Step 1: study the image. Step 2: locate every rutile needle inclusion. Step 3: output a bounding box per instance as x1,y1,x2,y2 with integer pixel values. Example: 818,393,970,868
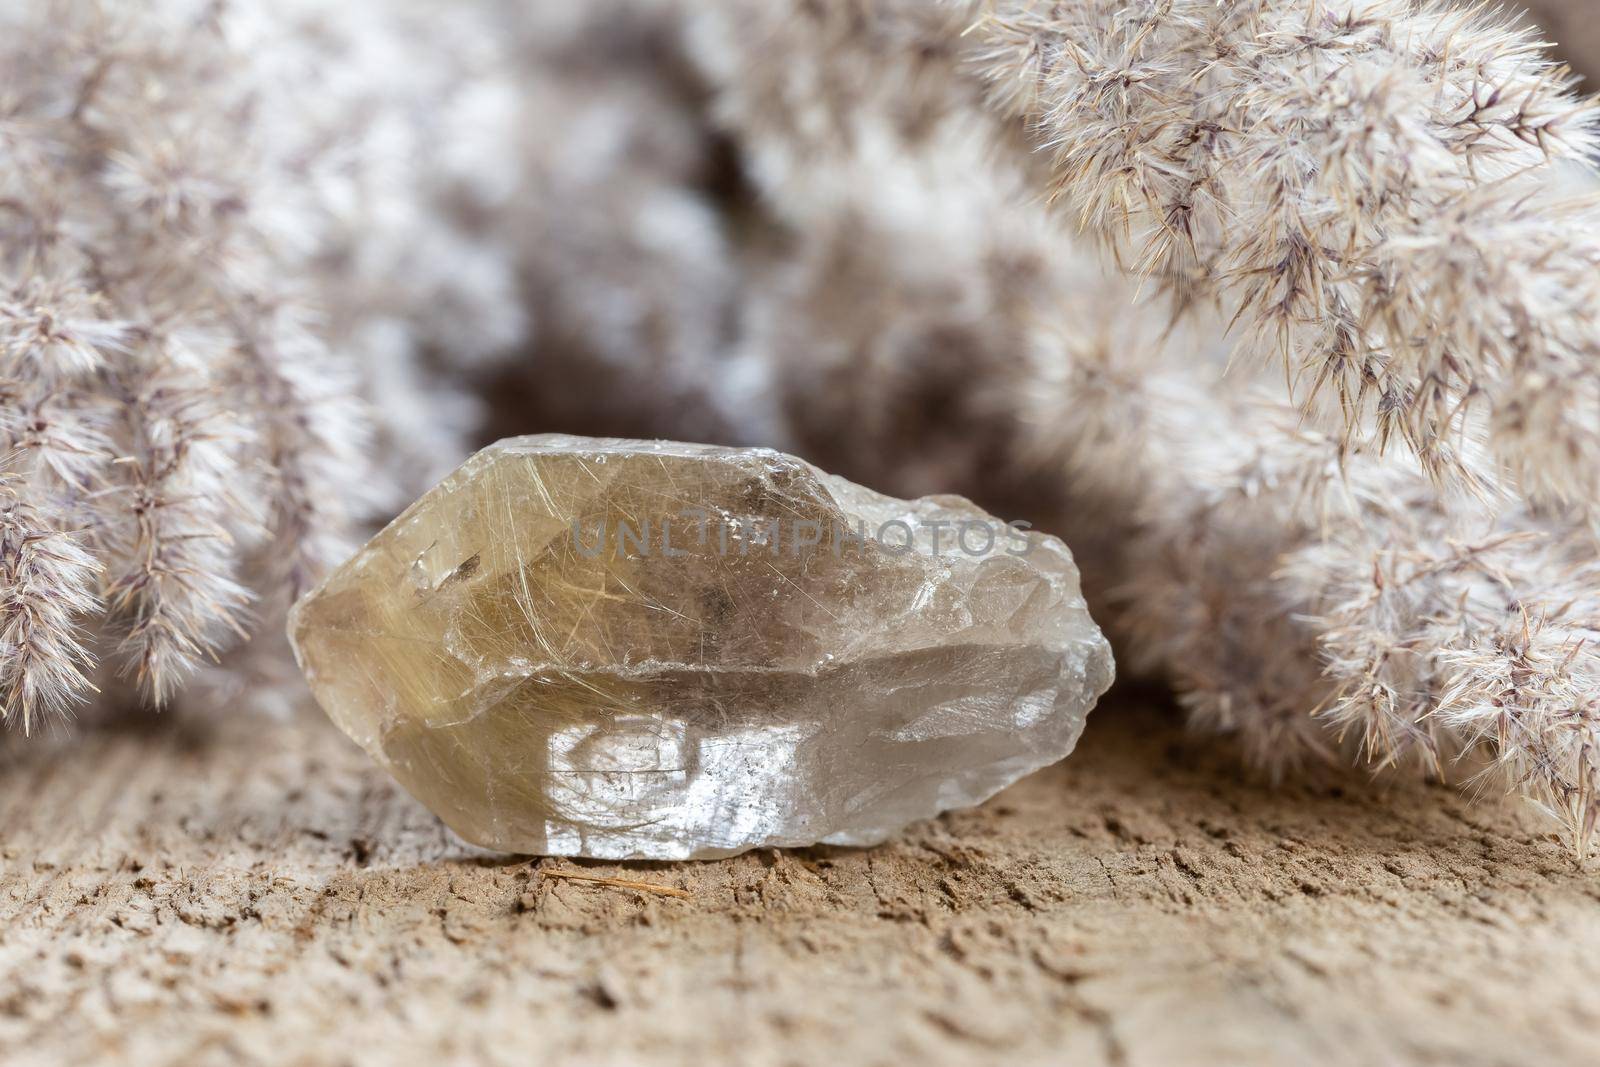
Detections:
289,436,1114,859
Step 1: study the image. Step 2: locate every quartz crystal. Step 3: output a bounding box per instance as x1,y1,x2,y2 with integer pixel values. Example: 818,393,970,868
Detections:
289,436,1114,859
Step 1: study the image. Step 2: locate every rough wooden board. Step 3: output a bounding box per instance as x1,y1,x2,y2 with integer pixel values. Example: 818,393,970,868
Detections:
1,695,1597,1067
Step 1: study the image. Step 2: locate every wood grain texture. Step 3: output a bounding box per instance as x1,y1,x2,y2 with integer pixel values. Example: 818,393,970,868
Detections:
2,694,1597,1067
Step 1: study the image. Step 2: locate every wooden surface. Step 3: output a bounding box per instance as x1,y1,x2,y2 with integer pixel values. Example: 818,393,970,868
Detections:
2,693,1597,1067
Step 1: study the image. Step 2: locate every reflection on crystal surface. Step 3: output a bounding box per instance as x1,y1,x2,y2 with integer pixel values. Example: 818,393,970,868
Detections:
289,435,1114,859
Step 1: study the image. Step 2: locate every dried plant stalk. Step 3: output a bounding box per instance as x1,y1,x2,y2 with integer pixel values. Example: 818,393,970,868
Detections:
949,0,1600,852
0,0,526,727
963,0,1600,508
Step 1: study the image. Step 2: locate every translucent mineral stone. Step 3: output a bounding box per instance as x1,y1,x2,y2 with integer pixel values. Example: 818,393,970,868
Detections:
288,436,1114,860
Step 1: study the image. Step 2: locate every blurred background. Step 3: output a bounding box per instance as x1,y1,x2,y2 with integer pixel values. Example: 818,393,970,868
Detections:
0,0,1591,737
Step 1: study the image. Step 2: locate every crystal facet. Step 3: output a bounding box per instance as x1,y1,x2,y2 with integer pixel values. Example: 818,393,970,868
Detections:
288,436,1114,859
